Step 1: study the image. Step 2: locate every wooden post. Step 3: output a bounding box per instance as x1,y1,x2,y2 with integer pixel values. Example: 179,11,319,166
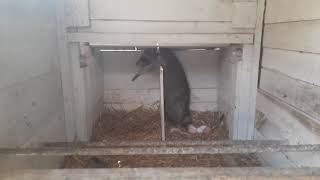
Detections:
160,66,165,141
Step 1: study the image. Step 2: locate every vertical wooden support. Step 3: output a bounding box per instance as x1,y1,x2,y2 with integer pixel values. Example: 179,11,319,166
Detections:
56,0,90,142
69,43,89,141
56,0,77,141
160,66,165,141
231,0,266,140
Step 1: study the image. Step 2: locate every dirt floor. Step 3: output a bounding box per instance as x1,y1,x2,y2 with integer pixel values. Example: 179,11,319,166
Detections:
63,104,261,168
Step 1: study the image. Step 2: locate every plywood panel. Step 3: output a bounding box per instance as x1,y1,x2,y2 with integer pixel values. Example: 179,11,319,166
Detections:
78,20,254,34
262,48,320,86
265,0,320,23
260,68,320,120
90,0,233,21
68,33,254,46
264,20,320,53
65,0,89,27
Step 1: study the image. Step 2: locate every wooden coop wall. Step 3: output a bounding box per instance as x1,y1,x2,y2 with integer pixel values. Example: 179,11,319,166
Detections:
66,0,257,46
102,50,219,112
256,0,320,167
63,0,263,140
0,0,66,169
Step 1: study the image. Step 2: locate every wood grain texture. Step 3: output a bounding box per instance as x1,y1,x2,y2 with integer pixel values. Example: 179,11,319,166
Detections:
262,48,320,86
260,68,320,120
265,0,320,23
264,20,320,53
90,0,233,21
77,20,254,34
68,33,254,46
256,92,320,167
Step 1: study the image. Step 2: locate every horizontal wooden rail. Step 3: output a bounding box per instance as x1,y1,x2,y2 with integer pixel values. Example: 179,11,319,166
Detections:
2,167,320,180
42,140,288,147
1,143,320,156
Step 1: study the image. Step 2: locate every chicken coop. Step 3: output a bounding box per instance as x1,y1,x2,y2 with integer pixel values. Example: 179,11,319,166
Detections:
1,0,320,179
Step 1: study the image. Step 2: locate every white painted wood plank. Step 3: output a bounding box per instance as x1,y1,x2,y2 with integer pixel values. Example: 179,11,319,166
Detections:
68,33,254,46
218,46,239,138
69,43,89,141
83,49,104,137
229,0,264,140
265,0,320,23
105,102,218,112
262,48,320,86
104,89,217,104
102,50,219,90
56,0,77,142
260,68,320,120
260,68,298,108
264,20,320,54
90,0,233,21
190,103,218,112
234,45,255,140
232,2,257,28
65,0,89,27
256,92,320,167
78,20,254,34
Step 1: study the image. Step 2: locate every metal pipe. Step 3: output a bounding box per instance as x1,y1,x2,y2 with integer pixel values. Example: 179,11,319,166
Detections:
98,47,221,52
160,66,165,141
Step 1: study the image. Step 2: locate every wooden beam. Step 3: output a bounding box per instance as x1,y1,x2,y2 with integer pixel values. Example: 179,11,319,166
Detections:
2,167,320,180
265,0,320,24
77,20,255,34
90,0,233,22
1,144,320,156
67,33,254,47
42,140,288,147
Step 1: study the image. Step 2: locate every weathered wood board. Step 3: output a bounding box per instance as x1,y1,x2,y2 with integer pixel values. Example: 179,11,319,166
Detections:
265,0,320,23
260,68,320,121
264,20,320,54
262,48,320,86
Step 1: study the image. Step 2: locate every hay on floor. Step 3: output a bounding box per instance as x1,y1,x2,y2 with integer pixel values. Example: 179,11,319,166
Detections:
63,104,260,168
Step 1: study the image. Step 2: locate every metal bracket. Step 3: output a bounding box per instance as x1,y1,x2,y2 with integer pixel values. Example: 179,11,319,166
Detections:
156,43,160,54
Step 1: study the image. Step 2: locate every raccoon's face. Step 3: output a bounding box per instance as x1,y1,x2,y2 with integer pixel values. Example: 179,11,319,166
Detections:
132,48,157,81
